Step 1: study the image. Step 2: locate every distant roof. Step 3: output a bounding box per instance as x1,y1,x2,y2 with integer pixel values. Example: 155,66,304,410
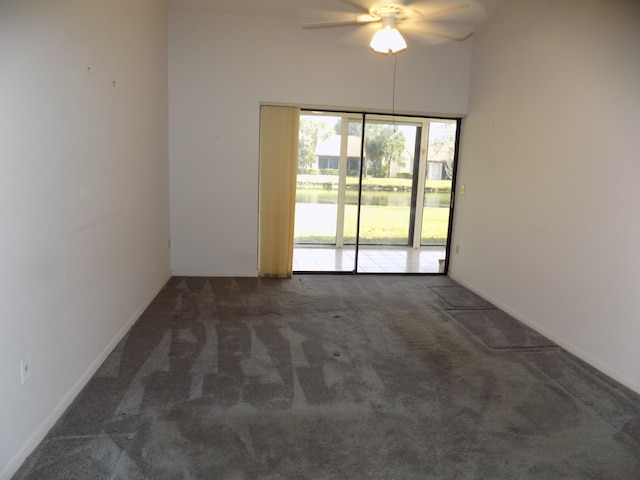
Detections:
315,135,362,158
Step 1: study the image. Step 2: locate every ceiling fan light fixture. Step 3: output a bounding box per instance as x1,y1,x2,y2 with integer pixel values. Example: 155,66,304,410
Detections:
370,16,407,54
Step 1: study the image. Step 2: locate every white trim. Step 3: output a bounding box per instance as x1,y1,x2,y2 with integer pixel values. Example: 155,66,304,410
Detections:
0,274,171,480
335,118,350,248
447,272,640,396
412,120,430,248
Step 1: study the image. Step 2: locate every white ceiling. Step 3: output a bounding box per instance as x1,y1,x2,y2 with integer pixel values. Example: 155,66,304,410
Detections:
166,0,507,22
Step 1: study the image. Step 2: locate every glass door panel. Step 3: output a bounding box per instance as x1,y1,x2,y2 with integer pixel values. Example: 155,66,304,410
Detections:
357,120,419,247
293,112,361,272
421,121,457,247
356,116,420,273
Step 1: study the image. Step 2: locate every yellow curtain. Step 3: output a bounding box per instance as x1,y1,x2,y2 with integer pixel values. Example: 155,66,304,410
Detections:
258,105,300,278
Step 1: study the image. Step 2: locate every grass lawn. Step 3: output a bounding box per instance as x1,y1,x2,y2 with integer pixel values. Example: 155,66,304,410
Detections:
294,204,450,244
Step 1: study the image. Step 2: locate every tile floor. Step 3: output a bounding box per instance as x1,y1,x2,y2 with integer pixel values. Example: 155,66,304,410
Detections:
293,245,447,273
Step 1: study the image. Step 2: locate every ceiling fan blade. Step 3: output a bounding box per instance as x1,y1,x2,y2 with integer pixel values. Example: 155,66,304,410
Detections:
341,0,372,13
402,22,474,41
303,17,379,29
408,1,471,19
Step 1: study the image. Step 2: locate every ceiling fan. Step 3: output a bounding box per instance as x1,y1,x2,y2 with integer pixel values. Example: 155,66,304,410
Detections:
302,0,481,53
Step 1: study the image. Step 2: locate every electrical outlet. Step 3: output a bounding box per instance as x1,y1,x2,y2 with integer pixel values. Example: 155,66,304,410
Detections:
20,354,32,384
455,244,460,255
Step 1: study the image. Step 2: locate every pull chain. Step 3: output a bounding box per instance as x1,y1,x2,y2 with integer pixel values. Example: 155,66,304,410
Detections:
392,53,398,131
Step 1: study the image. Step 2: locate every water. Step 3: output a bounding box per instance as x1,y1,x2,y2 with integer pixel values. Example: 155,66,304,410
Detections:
295,189,450,208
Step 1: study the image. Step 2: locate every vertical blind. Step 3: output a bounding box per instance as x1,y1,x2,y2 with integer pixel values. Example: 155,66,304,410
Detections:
258,105,300,278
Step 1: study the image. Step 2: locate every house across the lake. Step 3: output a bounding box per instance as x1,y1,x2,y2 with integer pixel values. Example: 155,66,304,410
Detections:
314,135,363,173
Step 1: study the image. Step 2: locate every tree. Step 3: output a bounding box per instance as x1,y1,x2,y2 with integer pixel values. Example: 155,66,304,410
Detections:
298,118,332,174
428,122,457,180
364,124,406,178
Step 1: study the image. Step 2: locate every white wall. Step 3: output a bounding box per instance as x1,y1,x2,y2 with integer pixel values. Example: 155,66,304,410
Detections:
0,1,170,477
169,10,474,276
450,0,640,393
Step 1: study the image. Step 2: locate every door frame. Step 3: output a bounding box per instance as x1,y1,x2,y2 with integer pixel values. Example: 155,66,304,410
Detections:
294,108,461,274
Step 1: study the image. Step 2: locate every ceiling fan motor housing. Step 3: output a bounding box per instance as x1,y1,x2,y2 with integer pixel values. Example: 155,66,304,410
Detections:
370,4,411,21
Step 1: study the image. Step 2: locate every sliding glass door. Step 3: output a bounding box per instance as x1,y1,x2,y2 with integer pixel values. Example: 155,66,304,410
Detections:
293,110,458,274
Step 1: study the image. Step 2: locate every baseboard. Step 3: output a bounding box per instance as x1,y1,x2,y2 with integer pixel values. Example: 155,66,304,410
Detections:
170,269,258,277
0,273,171,480
448,272,640,396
